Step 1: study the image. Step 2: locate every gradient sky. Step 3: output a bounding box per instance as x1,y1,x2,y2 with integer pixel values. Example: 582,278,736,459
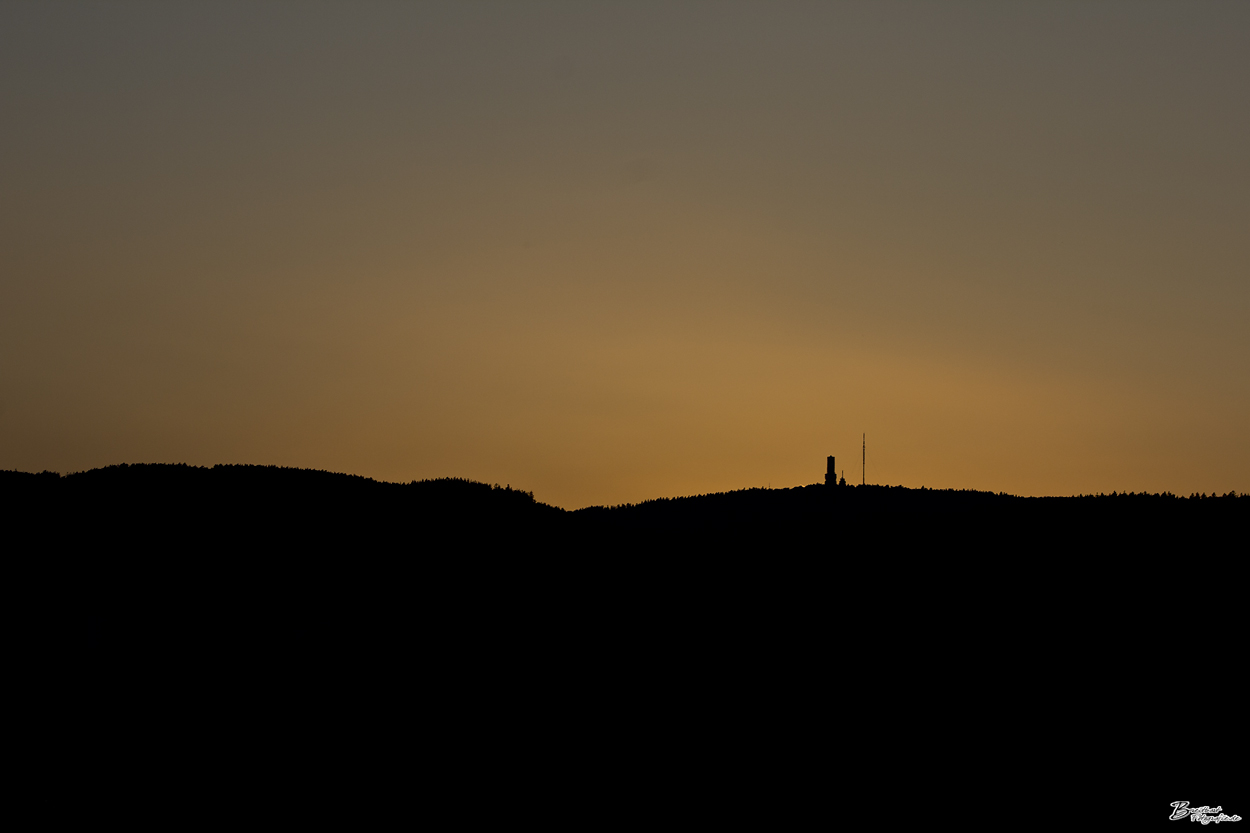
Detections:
2,2,1247,507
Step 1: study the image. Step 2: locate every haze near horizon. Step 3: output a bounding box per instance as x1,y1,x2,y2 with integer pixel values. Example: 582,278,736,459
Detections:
2,2,1247,508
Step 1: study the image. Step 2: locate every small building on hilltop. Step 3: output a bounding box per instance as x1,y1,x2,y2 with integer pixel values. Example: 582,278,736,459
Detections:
826,455,846,486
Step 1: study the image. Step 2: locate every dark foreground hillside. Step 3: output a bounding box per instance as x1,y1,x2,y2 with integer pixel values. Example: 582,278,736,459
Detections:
5,462,1244,555
6,463,1241,798
7,461,1243,625
3,463,558,553
573,480,1247,553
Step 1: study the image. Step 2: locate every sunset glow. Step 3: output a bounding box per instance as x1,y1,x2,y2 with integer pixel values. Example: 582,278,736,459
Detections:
2,3,1247,506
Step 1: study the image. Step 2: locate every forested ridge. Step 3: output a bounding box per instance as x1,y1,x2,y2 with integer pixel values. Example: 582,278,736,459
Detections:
10,462,1238,760
4,462,1243,554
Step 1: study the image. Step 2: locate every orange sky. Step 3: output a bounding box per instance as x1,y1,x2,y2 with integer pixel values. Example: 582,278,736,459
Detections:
2,2,1247,507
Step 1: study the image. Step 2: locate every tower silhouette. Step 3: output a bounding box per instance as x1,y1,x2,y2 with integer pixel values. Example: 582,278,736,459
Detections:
826,456,836,486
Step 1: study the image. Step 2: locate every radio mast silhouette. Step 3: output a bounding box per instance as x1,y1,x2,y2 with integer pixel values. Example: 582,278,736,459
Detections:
862,433,865,486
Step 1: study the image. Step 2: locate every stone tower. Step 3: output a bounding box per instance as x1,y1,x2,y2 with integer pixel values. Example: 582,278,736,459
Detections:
826,456,836,486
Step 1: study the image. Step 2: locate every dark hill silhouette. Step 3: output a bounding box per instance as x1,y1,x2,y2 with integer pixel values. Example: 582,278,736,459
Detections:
9,463,1240,799
4,463,558,553
570,480,1246,555
5,463,1245,555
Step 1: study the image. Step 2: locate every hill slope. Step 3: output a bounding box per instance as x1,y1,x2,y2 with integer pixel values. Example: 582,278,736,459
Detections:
4,463,1243,555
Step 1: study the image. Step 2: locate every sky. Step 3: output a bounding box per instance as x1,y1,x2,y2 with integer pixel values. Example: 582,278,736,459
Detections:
2,1,1247,507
